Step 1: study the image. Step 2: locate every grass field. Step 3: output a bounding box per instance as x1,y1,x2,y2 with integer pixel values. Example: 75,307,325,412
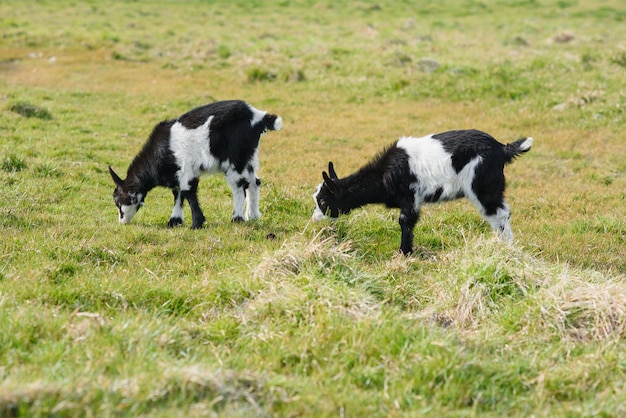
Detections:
1,0,625,416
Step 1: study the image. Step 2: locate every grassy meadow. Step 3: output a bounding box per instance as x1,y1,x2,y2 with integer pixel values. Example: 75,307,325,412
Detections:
1,0,625,416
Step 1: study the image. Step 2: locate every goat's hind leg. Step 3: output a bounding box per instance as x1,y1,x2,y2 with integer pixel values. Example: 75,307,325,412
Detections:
168,187,184,227
225,170,247,222
245,176,262,220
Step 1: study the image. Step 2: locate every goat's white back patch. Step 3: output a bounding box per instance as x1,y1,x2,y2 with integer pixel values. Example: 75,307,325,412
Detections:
398,135,468,202
169,117,220,189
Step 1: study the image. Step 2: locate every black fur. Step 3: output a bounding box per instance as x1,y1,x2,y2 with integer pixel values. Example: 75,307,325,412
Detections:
126,120,180,194
237,178,250,190
435,129,500,173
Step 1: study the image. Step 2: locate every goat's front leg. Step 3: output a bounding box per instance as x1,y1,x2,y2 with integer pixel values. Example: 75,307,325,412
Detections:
181,178,205,229
398,208,419,256
168,187,184,227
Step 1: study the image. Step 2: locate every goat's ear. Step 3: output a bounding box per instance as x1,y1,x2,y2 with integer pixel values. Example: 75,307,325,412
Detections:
108,166,124,187
322,171,339,195
328,161,338,179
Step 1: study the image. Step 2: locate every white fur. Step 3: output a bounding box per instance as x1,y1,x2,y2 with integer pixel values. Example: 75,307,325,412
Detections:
453,156,484,211
397,135,483,211
119,193,143,224
224,167,246,219
274,116,283,131
119,203,138,224
311,183,325,221
398,135,455,202
487,204,513,243
170,191,184,222
519,137,533,151
170,117,219,191
249,104,265,127
245,149,262,220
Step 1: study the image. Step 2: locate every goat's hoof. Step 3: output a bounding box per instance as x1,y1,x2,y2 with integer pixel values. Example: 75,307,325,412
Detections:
400,248,413,257
231,216,245,223
190,214,206,229
168,217,183,227
246,212,261,220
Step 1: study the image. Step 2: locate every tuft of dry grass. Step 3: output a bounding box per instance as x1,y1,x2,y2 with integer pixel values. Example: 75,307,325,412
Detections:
396,239,626,343
251,227,382,324
156,366,290,415
540,271,626,342
255,227,353,279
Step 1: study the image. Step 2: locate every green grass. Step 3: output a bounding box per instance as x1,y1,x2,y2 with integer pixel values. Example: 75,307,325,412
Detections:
1,0,625,416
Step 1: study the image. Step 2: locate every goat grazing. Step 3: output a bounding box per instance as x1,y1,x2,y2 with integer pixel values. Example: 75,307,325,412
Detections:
108,100,282,228
312,129,533,255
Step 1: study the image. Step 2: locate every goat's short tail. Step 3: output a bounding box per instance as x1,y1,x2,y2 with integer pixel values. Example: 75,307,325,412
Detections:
263,114,283,131
504,137,533,163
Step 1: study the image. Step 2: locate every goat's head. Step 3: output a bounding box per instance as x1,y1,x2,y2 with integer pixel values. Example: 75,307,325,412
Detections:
109,166,144,224
312,162,351,221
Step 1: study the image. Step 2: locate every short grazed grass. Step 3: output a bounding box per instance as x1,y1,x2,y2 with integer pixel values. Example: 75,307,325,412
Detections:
1,0,625,416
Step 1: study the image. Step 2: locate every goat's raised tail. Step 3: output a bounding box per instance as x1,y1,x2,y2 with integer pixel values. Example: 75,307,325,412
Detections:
262,114,283,131
504,137,533,163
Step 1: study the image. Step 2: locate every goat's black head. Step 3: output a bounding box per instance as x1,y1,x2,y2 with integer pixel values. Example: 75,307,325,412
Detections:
109,166,144,224
312,162,351,221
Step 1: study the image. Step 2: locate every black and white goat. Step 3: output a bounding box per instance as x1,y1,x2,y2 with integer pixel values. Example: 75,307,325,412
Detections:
312,130,533,255
108,100,282,228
